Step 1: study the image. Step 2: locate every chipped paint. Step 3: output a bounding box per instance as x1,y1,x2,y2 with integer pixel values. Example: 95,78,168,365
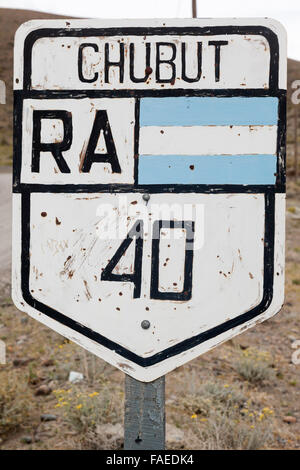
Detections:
12,18,286,382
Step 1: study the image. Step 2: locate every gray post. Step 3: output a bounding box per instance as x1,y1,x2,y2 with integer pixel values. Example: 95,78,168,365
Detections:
124,375,165,450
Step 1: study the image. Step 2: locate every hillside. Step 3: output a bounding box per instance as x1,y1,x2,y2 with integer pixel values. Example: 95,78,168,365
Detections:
0,7,299,173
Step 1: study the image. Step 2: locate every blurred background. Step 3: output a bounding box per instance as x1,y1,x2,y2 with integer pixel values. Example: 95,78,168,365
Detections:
0,0,299,450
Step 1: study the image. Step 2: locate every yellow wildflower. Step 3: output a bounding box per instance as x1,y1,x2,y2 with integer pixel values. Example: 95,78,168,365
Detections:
76,404,83,410
191,414,197,419
262,407,273,415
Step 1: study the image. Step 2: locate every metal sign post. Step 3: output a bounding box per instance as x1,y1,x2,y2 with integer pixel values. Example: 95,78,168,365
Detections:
124,375,165,450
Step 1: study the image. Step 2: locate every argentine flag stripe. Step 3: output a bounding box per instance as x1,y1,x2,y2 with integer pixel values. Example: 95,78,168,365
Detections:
138,97,279,185
139,125,277,156
140,97,279,127
138,155,277,185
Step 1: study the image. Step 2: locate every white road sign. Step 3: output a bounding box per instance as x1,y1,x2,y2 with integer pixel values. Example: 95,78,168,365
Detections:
12,19,286,382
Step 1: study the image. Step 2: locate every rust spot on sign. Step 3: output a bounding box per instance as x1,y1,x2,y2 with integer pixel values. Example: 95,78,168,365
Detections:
79,141,88,172
118,362,134,371
83,280,92,300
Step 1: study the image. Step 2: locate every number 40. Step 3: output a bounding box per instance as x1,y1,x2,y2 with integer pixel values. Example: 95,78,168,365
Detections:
101,219,195,301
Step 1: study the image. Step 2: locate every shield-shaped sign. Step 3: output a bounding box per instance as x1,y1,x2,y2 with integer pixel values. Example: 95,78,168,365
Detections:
12,19,286,381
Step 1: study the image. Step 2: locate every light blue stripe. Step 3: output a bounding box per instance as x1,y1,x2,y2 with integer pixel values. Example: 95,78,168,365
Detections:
140,97,279,126
138,155,277,185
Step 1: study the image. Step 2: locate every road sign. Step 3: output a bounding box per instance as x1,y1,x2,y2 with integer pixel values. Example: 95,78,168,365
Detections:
12,19,286,382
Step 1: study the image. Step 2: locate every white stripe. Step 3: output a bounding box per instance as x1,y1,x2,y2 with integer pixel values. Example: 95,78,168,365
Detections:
139,125,277,156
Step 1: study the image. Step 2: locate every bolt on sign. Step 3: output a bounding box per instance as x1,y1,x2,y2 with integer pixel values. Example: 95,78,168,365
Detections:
12,19,286,382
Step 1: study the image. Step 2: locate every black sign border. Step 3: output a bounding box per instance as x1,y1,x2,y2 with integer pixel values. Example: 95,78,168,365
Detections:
14,25,285,367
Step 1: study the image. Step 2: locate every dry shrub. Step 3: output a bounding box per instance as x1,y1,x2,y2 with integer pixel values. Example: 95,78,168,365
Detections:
0,369,34,437
234,348,275,384
53,381,123,434
194,411,273,450
179,381,274,450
